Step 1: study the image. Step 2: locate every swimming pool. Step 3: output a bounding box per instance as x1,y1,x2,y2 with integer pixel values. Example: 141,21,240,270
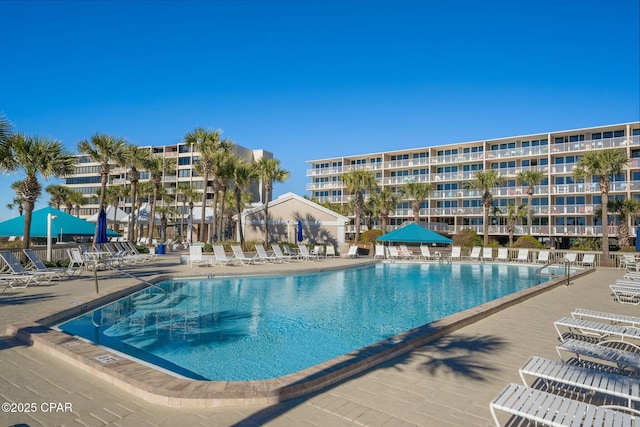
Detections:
56,262,553,381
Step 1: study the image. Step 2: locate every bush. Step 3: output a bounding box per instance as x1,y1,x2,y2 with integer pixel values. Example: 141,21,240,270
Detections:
360,229,383,244
512,235,544,249
452,228,482,248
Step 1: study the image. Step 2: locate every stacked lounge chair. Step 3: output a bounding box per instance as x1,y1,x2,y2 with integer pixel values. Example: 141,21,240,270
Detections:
490,307,640,426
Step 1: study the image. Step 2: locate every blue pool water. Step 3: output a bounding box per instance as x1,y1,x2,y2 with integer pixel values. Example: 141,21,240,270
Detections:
57,263,551,381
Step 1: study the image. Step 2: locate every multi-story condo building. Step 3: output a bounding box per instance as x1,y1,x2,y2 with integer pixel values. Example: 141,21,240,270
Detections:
64,141,273,236
307,122,640,248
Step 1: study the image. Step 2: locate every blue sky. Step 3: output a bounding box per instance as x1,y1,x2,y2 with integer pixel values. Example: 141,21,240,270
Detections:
1,0,638,222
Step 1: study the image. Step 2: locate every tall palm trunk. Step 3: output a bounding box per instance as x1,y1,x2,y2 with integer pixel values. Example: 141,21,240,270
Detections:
128,172,139,242
353,192,364,245
21,175,40,251
235,188,246,249
263,184,272,243
199,172,209,242
601,187,610,263
527,187,534,235
147,183,159,243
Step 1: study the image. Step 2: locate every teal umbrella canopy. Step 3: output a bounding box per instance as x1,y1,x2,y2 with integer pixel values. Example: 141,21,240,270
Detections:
0,207,119,238
376,223,452,244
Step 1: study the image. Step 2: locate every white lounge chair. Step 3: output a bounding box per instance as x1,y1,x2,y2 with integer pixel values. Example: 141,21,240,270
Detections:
325,245,336,257
418,246,432,260
231,245,259,264
66,248,87,275
536,250,549,264
467,246,481,261
557,338,640,370
311,246,324,258
620,254,637,270
387,246,404,260
449,246,461,262
572,308,640,328
213,245,238,265
298,244,319,261
579,253,596,267
564,252,577,263
515,248,529,263
374,244,386,259
519,355,640,411
342,245,358,258
490,383,637,427
255,244,279,262
481,247,493,262
496,247,509,262
23,249,69,280
610,282,640,305
271,244,292,262
188,245,211,267
0,272,38,294
399,245,415,259
553,316,640,347
0,251,57,284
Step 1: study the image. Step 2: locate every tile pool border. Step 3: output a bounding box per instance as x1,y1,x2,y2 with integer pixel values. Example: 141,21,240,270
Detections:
6,263,594,408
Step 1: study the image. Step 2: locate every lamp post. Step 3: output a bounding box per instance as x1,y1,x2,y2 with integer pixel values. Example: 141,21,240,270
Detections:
47,213,57,262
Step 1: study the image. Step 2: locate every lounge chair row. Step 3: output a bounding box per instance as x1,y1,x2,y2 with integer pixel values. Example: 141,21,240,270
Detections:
188,244,338,267
490,308,640,426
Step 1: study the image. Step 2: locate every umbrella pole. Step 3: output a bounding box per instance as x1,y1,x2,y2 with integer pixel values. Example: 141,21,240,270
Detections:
94,264,99,293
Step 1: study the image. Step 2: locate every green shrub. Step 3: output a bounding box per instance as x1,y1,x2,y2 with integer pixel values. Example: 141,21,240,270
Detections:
452,228,482,248
619,246,637,253
204,243,213,252
361,229,383,244
512,235,543,249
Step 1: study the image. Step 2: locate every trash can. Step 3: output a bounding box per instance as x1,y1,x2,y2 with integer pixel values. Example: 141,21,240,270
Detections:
157,243,166,255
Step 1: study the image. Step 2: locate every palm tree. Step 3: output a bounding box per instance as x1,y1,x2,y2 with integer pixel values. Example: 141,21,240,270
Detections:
10,181,24,216
607,198,640,248
135,181,153,242
104,184,127,225
342,169,378,245
144,156,176,243
500,201,528,247
1,134,74,249
155,203,177,241
175,183,201,241
46,184,68,210
516,169,545,235
401,181,434,224
368,189,398,233
124,145,152,241
0,113,12,145
254,157,290,243
66,189,86,217
77,133,128,241
464,169,505,246
574,149,629,264
215,150,238,241
231,158,257,249
184,128,233,242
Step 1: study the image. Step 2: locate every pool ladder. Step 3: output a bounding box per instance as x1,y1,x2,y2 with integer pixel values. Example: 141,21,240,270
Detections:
535,258,572,286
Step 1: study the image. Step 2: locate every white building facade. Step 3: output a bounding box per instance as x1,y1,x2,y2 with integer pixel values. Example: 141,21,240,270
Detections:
307,122,640,248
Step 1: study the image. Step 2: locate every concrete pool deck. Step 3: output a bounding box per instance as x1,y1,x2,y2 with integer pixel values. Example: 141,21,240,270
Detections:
0,251,635,426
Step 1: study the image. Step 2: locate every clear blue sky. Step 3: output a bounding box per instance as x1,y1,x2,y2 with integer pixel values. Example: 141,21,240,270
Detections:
1,0,638,222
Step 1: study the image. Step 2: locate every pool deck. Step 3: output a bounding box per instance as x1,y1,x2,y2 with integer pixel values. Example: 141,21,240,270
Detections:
0,251,635,426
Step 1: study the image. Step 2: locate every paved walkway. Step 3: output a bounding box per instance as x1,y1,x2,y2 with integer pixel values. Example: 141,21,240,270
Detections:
0,251,634,426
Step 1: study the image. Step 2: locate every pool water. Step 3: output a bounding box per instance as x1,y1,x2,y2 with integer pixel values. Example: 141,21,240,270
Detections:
57,263,550,381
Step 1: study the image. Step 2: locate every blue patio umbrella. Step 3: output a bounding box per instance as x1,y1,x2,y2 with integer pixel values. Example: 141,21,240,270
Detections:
96,208,109,244
297,220,303,242
636,227,640,252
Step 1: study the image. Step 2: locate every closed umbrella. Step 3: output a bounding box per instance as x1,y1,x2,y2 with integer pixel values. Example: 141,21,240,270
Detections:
297,220,303,242
96,208,109,244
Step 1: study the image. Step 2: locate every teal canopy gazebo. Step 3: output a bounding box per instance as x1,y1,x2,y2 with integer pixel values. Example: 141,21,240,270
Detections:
376,223,452,245
0,207,119,239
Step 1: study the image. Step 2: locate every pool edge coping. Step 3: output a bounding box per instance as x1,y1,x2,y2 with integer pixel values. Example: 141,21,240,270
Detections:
5,263,594,408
